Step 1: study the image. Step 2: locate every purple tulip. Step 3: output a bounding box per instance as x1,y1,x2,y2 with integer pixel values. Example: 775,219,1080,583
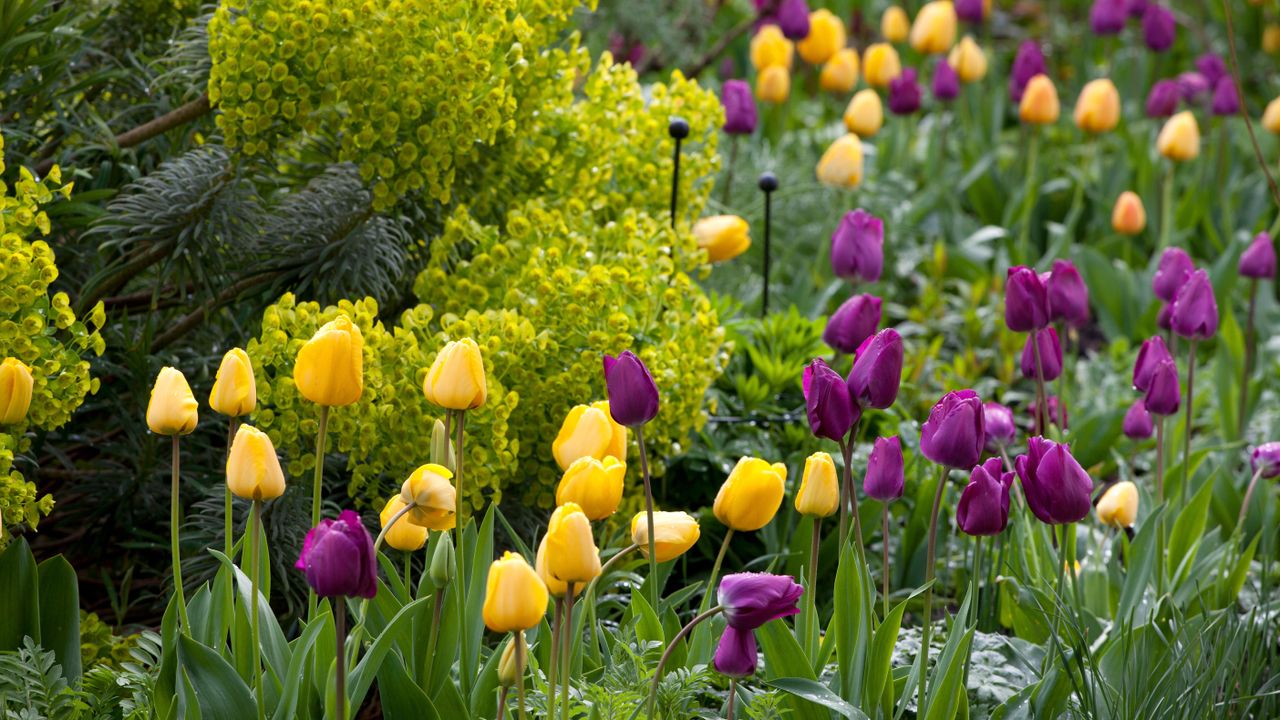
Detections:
955,0,984,23
722,80,759,135
603,350,660,426
1005,266,1051,332
718,573,804,630
1123,400,1154,439
920,389,986,469
1177,72,1210,103
1156,302,1174,331
1239,233,1276,280
1133,335,1174,391
1170,269,1219,339
1010,41,1047,103
1142,4,1176,52
1021,327,1063,382
1126,0,1149,18
1048,259,1089,327
1196,53,1228,87
932,58,960,102
776,0,811,40
803,358,857,441
830,209,884,283
864,436,905,501
888,68,923,115
1029,396,1068,434
1143,358,1181,416
957,457,1012,536
1153,247,1194,302
1145,79,1181,117
824,294,882,354
983,402,1017,451
1250,443,1280,479
848,329,904,409
1090,0,1127,35
714,626,758,677
1015,437,1094,525
1211,76,1240,116
295,510,378,599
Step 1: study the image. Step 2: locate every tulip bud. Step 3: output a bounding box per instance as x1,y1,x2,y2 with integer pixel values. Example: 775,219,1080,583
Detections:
797,9,846,66
863,43,902,88
1143,358,1181,416
545,502,601,585
803,359,856,441
226,424,287,501
1239,233,1276,280
1009,41,1046,102
1127,0,1149,18
756,65,791,103
957,458,1011,536
947,36,987,83
714,626,758,678
1157,111,1200,161
380,496,428,552
932,58,960,102
1111,191,1147,235
1250,442,1280,479
631,510,701,561
1015,437,1094,525
1153,247,1193,302
920,389,985,469
0,358,33,425
147,367,199,436
483,551,549,632
816,133,864,188
750,25,794,70
721,80,759,135
795,452,839,517
863,436,905,501
1074,78,1120,133
497,636,523,688
1019,74,1060,125
1142,4,1175,52
1265,25,1280,54
430,418,455,470
843,89,885,137
1122,400,1154,440
295,510,378,598
553,404,615,470
954,0,986,24
983,402,1017,451
430,532,455,587
209,348,256,417
556,455,625,520
1005,266,1050,332
400,463,457,530
294,316,364,407
775,0,811,40
693,215,752,263
881,6,910,43
1196,53,1227,87
714,457,787,532
1090,0,1126,35
1211,77,1240,116
1264,97,1280,134
888,68,923,115
1145,79,1180,118
823,293,881,354
602,351,660,427
1048,259,1089,327
423,338,487,410
1096,481,1139,528
719,572,804,629
1020,327,1063,382
1177,72,1209,103
1133,335,1174,392
909,0,957,55
830,209,883,283
848,328,904,409
1170,269,1218,339
819,49,860,94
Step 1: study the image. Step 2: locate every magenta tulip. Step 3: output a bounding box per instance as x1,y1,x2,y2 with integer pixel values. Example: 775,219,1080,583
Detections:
956,457,1012,535
803,358,857,441
1015,437,1094,525
1239,233,1276,280
1123,400,1154,439
1005,266,1051,332
920,390,985,469
718,573,804,630
295,510,378,599
603,350,660,426
824,294,882,354
1170,269,1219,340
864,436,905,501
1021,327,1063,382
848,328,904,409
830,209,884,283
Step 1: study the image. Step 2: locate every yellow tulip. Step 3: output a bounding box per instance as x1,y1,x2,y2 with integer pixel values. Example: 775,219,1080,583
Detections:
536,535,576,598
795,452,839,518
590,400,628,461
482,551,548,632
1019,74,1060,125
1157,110,1200,162
423,338,487,410
545,502,601,585
209,348,256,417
556,455,626,520
553,404,614,470
862,43,902,88
294,315,364,407
947,36,987,84
693,215,752,263
750,25,793,70
1111,191,1147,236
843,89,884,137
0,358,33,425
1096,480,1138,529
630,510,701,562
816,134,864,189
226,424,286,501
1263,97,1280,134
400,463,457,530
881,6,910,43
756,65,791,104
819,48,860,94
909,0,957,55
147,367,199,436
713,457,787,532
1073,78,1120,134
379,495,428,551
1264,25,1280,54
798,9,847,66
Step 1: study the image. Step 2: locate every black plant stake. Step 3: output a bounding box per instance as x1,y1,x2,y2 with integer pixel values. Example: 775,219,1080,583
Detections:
758,171,778,317
668,117,689,229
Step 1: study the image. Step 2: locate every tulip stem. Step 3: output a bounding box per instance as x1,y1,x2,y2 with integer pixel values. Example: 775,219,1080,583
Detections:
1155,416,1166,596
586,544,640,656
549,598,562,707
561,582,576,720
1236,466,1266,534
455,408,468,577
170,436,190,635
515,630,528,720
224,416,238,648
1158,163,1175,251
645,605,724,720
308,405,330,620
727,678,738,720
1031,328,1050,435
423,585,445,687
1181,340,1197,506
700,529,734,616
1016,130,1040,263
637,426,660,618
963,534,983,690
335,596,347,720
805,517,820,656
838,436,865,561
497,686,508,720
250,500,265,720
372,502,414,553
881,507,891,619
918,465,949,720
1238,279,1257,438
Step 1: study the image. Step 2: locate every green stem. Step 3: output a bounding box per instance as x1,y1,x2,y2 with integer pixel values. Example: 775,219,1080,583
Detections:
644,606,724,720
1182,340,1198,505
700,529,734,615
637,425,660,618
1237,466,1266,533
170,436,190,635
807,517,821,656
918,465,949,719
335,596,347,720
549,598,562,708
423,585,445,686
308,405,330,620
1155,416,1166,596
1239,280,1258,439
224,416,238,647
727,678,738,720
372,502,414,553
839,433,866,563
1031,328,1049,435
881,506,891,619
455,409,467,582
561,582,576,720
516,630,528,720
1158,163,1175,251
963,535,983,689
1017,130,1041,263
250,500,265,720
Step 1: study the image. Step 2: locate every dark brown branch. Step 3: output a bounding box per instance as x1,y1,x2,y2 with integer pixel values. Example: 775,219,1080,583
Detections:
34,93,213,177
1222,0,1280,210
680,15,759,79
149,270,282,352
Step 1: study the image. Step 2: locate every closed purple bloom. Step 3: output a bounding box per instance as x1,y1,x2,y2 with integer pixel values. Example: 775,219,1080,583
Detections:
714,626,758,677
1021,327,1063,382
957,457,1012,536
295,510,377,599
803,358,857,441
1010,41,1046,103
1177,72,1210,103
1090,0,1127,35
1143,358,1181,416
955,0,984,23
1170,269,1219,339
1156,302,1174,331
1123,400,1154,439
1015,437,1094,525
1005,265,1051,332
983,402,1017,451
1153,247,1194,302
1142,4,1176,52
830,209,884,283
1239,233,1276,279
1145,79,1180,117
776,0,811,39
888,68,923,115
1048,259,1089,327
603,351,660,426
824,294,882,353
1211,76,1240,116
1126,0,1149,18
1029,396,1068,434
920,389,986,469
864,436,905,501
932,58,960,102
1195,53,1228,87
1133,335,1173,391
718,572,804,630
721,80,758,135
1251,442,1280,479
848,328,904,409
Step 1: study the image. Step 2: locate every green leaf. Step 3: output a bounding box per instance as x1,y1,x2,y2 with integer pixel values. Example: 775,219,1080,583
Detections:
0,537,40,652
1117,505,1166,623
766,677,871,719
209,548,290,692
36,554,81,684
865,598,909,716
273,617,327,720
347,596,432,709
462,507,496,686
378,654,437,720
1167,477,1214,580
177,634,256,718
756,619,828,720
629,586,664,648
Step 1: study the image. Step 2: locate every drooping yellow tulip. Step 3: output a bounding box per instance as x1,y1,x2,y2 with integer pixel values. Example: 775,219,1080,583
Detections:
797,9,847,66
909,0,957,55
294,315,364,407
552,404,614,470
749,24,793,70
544,502,601,585
713,457,787,532
423,338,487,410
209,348,256,417
379,495,428,551
756,65,791,104
693,215,752,263
843,89,884,137
947,36,987,84
863,43,902,88
482,551,549,632
226,424,286,501
881,6,910,43
795,452,839,518
1073,78,1120,134
0,358,33,425
1096,481,1138,528
630,510,701,562
555,455,626,520
400,463,457,530
1157,111,1200,161
816,134,864,189
819,48,860,94
147,367,199,436
1262,97,1280,134
1111,191,1147,236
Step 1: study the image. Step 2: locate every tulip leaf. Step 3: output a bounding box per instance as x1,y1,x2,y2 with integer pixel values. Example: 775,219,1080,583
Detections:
1167,476,1215,579
155,591,181,719
865,597,909,717
766,677,871,719
177,633,256,719
273,616,327,720
36,553,81,684
0,537,40,652
462,506,496,688
1117,505,1166,623
209,548,290,691
347,596,431,710
378,653,437,720
629,586,664,648
469,632,506,717
756,620,829,720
